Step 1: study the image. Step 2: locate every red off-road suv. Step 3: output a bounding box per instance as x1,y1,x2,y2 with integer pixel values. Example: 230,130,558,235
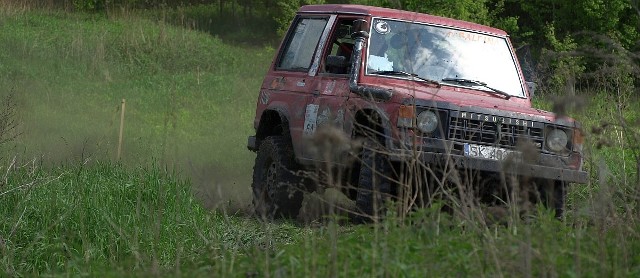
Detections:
248,4,587,220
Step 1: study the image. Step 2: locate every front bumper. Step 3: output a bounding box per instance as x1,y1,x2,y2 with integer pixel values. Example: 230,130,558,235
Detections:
388,143,588,184
247,136,257,152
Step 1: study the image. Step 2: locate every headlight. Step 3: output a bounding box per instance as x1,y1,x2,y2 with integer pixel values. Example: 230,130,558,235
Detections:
546,128,568,153
417,110,439,133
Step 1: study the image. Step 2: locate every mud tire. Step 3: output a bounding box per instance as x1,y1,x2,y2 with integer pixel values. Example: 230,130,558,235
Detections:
539,180,567,218
252,136,304,219
354,141,391,223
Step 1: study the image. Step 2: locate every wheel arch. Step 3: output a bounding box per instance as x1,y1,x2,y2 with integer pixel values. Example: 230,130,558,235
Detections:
352,108,393,148
255,108,292,149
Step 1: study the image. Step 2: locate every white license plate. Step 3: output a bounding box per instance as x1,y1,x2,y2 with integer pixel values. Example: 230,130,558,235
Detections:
464,143,518,161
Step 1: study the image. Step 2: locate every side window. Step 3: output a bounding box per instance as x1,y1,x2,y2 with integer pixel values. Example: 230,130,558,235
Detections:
277,17,329,71
323,19,356,74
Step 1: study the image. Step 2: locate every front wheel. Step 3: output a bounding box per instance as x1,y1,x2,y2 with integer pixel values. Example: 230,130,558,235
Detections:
354,141,391,223
538,180,567,218
252,136,304,219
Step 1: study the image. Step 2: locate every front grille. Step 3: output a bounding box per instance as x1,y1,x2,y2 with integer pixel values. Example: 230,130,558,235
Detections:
447,111,544,149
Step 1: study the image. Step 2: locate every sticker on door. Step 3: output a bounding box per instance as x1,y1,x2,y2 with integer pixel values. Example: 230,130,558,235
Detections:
303,104,319,136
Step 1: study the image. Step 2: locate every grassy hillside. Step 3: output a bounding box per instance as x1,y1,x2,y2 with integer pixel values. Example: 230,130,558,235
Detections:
0,7,274,208
2,4,640,277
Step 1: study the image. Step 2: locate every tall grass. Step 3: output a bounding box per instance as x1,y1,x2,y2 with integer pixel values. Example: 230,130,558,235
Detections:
0,161,309,275
3,162,638,276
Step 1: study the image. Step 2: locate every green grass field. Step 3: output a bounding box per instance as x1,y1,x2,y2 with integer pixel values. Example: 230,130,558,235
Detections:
0,6,276,210
1,4,640,276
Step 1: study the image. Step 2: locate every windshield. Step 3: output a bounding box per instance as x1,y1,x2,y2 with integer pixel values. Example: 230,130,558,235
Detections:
366,18,525,98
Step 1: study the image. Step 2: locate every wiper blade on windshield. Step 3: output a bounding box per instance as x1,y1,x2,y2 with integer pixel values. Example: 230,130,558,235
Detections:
441,78,512,100
371,70,441,87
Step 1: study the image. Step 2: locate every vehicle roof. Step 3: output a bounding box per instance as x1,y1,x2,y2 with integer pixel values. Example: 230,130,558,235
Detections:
299,4,507,37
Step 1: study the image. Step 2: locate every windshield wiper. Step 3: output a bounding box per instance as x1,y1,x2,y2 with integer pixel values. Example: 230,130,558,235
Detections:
441,78,512,100
371,70,441,87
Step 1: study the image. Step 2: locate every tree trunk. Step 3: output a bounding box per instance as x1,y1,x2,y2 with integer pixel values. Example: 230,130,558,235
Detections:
232,0,236,17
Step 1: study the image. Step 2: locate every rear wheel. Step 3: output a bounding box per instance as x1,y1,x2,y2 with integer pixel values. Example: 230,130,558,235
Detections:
252,136,304,219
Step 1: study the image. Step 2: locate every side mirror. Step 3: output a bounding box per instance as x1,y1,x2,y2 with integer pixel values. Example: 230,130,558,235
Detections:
326,55,349,68
325,55,350,74
526,81,537,98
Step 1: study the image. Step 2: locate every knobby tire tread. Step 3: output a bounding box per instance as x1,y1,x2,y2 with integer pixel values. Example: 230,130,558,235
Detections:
252,136,304,219
355,142,391,222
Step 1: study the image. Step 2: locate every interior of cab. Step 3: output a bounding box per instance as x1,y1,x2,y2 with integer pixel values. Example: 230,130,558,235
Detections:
324,19,355,74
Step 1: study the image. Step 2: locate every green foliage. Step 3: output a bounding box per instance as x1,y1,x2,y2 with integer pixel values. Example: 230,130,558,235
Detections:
274,0,326,36
509,0,639,49
504,0,639,94
352,0,518,34
397,0,493,25
563,0,638,49
533,24,585,95
72,0,99,11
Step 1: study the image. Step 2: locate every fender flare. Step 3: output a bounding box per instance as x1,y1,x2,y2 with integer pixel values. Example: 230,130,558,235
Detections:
350,105,394,149
255,106,292,148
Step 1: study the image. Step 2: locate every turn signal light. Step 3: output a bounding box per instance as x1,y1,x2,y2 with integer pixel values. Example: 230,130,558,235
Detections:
398,105,415,128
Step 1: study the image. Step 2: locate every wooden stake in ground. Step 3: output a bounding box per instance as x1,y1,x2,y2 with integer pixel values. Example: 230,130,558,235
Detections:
117,99,126,160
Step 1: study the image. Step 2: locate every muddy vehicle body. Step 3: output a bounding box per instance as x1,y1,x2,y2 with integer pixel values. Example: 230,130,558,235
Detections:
248,4,587,220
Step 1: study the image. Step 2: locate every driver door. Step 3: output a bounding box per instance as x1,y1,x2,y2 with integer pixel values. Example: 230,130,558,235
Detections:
301,16,364,163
